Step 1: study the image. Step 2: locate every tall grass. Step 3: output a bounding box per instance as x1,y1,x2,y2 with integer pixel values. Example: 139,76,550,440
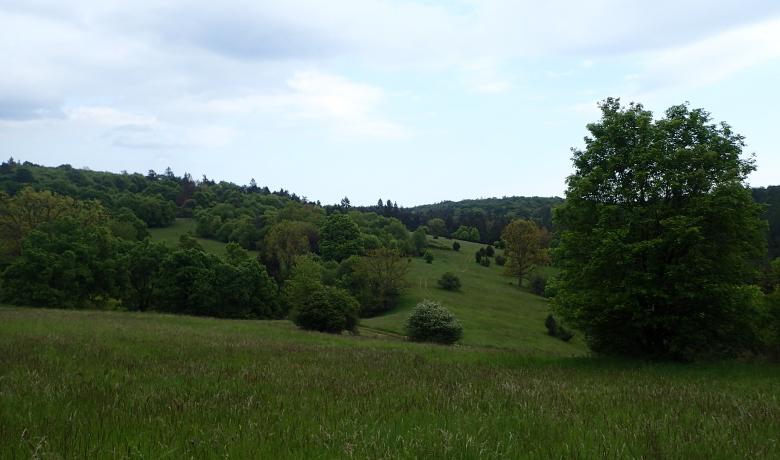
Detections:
1,307,778,459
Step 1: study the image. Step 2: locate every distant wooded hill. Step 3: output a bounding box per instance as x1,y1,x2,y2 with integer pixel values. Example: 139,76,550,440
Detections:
354,197,562,244
0,159,777,257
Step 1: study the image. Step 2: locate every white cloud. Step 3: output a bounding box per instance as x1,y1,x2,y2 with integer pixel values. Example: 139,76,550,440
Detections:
638,17,780,90
286,71,409,139
187,125,238,148
202,71,409,139
68,106,157,127
459,59,513,94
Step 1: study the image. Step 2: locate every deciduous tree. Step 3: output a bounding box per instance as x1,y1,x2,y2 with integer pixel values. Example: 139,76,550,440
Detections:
501,219,547,285
553,98,766,359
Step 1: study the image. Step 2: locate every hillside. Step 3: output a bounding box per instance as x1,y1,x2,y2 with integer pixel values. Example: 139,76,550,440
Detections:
362,236,579,354
150,219,582,355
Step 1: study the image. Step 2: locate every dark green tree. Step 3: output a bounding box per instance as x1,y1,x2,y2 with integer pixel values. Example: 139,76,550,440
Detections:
554,98,766,359
320,213,363,262
1,218,123,308
122,240,170,311
438,272,461,291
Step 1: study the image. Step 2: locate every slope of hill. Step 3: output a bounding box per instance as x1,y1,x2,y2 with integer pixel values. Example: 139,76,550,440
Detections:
150,220,580,354
362,236,580,355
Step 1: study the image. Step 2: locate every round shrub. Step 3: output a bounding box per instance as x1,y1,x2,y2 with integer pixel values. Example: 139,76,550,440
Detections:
437,272,461,291
479,257,490,267
405,300,463,345
291,286,359,334
494,255,506,266
424,251,434,263
452,241,461,251
485,245,495,257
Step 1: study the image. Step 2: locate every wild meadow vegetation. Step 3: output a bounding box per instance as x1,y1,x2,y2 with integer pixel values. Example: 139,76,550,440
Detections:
1,99,780,457
2,307,779,459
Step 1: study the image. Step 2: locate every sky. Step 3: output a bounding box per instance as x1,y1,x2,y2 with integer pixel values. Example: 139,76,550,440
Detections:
1,1,779,206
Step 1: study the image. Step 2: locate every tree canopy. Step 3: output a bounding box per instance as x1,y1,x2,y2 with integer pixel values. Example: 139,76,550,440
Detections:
553,98,766,359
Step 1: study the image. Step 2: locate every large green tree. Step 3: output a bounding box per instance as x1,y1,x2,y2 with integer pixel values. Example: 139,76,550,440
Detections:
553,98,766,359
320,213,362,262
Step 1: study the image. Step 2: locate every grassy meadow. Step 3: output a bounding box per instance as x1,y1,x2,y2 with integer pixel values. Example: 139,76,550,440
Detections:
1,307,779,459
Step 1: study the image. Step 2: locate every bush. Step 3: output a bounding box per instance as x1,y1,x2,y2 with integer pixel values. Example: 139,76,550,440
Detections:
544,313,575,342
291,285,359,334
405,300,463,345
485,245,495,257
544,314,557,336
424,251,434,263
494,255,506,266
529,273,547,296
475,252,482,264
452,241,460,251
479,257,490,267
557,327,575,342
437,272,461,291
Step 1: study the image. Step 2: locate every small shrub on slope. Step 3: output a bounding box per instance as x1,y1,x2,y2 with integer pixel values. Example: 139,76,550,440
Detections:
405,300,463,345
437,272,462,291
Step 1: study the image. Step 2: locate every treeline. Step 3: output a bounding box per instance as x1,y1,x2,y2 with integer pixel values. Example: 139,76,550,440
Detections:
354,196,563,244
0,163,426,326
753,186,780,259
0,159,316,231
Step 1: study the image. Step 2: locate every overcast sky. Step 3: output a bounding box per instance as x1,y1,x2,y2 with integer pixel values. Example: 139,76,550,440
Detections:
1,1,779,206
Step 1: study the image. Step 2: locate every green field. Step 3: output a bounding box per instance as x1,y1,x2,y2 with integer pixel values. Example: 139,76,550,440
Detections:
363,237,580,354
1,307,778,458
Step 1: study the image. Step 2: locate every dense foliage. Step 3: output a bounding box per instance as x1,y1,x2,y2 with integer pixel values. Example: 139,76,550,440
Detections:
290,285,359,334
354,196,563,244
0,160,424,320
752,186,780,259
554,99,767,359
